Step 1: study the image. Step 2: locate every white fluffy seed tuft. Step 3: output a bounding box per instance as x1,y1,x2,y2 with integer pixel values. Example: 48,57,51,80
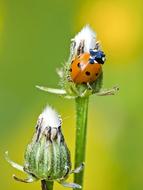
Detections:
38,106,61,129
73,25,96,54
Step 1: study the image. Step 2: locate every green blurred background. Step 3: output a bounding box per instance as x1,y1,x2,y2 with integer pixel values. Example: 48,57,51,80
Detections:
0,0,143,190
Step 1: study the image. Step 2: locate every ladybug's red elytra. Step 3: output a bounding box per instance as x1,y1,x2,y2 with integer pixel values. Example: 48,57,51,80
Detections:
69,49,106,84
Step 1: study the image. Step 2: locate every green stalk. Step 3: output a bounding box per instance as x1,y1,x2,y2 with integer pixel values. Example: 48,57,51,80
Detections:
41,180,54,190
74,96,89,189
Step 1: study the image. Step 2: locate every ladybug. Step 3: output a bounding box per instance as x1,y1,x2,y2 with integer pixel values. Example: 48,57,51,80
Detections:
69,49,106,84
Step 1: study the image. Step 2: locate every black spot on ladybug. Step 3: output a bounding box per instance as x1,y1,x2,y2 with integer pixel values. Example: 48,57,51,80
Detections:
85,71,90,76
69,68,72,72
96,73,98,76
77,62,83,68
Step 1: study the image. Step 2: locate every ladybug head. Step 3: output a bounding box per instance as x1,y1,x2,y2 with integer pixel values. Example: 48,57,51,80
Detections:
89,49,106,64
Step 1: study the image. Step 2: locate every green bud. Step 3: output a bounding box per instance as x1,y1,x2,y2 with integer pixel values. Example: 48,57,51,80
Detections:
59,25,104,97
24,106,71,181
5,106,83,189
36,25,119,98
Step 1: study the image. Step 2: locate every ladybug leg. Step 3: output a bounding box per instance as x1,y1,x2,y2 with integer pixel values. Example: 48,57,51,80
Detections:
87,82,92,90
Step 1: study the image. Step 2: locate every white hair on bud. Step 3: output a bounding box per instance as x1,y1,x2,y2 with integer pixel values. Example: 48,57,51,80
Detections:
38,106,61,129
73,25,96,54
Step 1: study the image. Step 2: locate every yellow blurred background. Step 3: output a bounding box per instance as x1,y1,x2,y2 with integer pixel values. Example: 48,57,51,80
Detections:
0,0,143,190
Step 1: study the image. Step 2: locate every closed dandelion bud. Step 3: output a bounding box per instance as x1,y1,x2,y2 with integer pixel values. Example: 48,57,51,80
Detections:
60,25,105,97
24,106,71,181
36,25,119,98
5,106,83,189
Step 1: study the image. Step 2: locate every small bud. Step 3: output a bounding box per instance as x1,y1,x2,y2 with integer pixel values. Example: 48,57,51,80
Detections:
36,25,119,98
60,25,105,97
5,106,83,189
24,106,71,181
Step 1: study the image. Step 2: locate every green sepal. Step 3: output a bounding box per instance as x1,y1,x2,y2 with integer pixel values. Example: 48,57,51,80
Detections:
24,127,71,181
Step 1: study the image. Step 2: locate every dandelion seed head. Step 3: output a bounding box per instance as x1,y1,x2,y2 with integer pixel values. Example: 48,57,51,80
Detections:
73,25,97,54
38,106,61,129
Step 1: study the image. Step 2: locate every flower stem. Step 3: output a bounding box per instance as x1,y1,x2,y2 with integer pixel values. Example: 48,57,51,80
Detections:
41,180,54,190
74,96,89,189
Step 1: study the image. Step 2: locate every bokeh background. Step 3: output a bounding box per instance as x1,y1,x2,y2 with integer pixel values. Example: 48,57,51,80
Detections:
0,0,143,190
